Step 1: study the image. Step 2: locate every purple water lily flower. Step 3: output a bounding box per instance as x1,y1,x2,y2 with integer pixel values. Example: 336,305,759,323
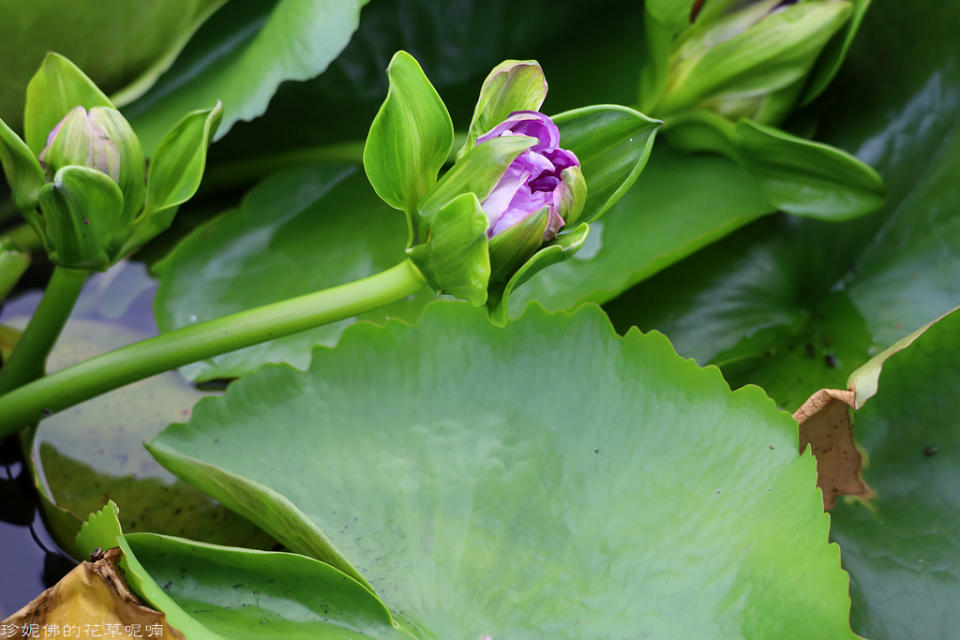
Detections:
476,111,581,240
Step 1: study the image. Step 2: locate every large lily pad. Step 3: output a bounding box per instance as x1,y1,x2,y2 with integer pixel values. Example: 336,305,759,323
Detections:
605,0,960,410
148,302,855,638
830,308,960,639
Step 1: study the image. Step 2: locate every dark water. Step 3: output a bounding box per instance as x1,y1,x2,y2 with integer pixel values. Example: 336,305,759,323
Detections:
0,435,76,617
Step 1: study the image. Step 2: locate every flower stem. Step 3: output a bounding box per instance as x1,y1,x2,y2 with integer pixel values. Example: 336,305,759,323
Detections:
0,259,426,437
1,222,43,251
0,266,88,395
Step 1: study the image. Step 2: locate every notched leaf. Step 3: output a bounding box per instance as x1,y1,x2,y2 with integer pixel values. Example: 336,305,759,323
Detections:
2,547,184,639
793,388,875,510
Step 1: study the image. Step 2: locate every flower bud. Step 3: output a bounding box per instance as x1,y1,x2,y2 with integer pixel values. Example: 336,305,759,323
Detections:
475,111,583,276
38,106,146,219
648,0,853,125
477,111,583,242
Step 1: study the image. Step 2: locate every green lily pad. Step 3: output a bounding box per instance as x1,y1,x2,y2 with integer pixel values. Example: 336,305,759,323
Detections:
831,308,960,640
124,0,369,153
75,504,408,639
153,165,434,382
605,0,960,411
148,302,855,638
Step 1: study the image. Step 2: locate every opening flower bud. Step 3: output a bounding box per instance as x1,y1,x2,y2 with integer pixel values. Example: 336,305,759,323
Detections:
651,0,853,124
476,111,582,242
38,105,146,220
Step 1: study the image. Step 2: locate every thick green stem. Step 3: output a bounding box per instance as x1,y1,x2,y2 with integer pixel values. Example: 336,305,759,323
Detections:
0,266,88,395
0,259,426,437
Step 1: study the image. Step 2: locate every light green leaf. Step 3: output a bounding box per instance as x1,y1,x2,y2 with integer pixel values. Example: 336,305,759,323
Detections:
552,104,661,223
735,118,885,220
153,166,433,383
407,192,490,306
124,102,222,254
125,0,369,154
148,302,855,638
364,50,454,220
0,118,45,210
830,308,960,640
24,52,114,155
459,60,547,155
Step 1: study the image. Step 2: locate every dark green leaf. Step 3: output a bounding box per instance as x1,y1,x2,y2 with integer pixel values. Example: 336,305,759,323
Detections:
126,0,369,153
831,308,960,640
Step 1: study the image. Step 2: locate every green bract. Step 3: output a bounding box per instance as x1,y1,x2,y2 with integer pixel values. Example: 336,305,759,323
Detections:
0,53,222,270
639,0,884,220
363,51,660,322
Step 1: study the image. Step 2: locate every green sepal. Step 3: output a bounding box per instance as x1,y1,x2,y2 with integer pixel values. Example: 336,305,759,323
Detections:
644,0,699,31
0,118,45,211
38,165,126,270
363,51,454,225
487,222,590,325
406,192,490,306
458,60,548,159
557,165,587,227
659,1,853,117
488,205,549,283
553,105,660,224
802,0,872,105
123,101,222,255
417,134,535,232
0,242,30,304
734,118,885,220
24,52,114,155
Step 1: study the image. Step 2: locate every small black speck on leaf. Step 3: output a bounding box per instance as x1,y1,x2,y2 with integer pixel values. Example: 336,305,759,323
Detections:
824,354,837,368
923,445,938,457
81,217,90,225
41,408,53,416
594,448,599,453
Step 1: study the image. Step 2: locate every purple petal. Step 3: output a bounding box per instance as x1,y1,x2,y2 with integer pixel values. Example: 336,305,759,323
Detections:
542,147,580,170
476,111,560,151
